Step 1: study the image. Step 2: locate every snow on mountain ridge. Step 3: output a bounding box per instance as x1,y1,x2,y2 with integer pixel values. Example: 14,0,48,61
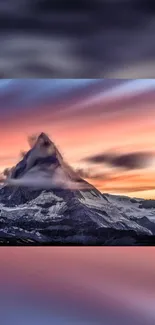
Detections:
0,133,154,244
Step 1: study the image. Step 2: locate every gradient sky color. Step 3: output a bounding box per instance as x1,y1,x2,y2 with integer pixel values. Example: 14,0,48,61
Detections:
0,247,155,324
1,79,155,199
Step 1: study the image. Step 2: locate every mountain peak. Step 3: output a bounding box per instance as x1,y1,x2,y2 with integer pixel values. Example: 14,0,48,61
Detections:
38,132,50,140
36,132,53,148
3,131,102,202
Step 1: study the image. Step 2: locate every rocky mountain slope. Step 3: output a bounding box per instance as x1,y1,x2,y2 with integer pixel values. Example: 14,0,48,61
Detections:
0,133,155,245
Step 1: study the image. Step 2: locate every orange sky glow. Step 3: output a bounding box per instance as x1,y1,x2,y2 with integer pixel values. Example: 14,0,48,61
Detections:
1,79,155,199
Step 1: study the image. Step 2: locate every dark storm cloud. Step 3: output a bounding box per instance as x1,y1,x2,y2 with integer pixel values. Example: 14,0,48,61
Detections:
1,1,155,77
75,168,107,180
84,152,154,170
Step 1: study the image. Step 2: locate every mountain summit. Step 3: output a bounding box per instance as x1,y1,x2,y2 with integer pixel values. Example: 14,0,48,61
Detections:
2,132,101,203
10,132,65,180
0,133,154,245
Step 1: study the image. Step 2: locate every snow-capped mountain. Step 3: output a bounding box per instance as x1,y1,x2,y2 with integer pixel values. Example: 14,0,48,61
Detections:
0,132,155,245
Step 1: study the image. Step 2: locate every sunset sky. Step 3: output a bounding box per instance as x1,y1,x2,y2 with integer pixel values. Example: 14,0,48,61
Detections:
1,79,155,199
